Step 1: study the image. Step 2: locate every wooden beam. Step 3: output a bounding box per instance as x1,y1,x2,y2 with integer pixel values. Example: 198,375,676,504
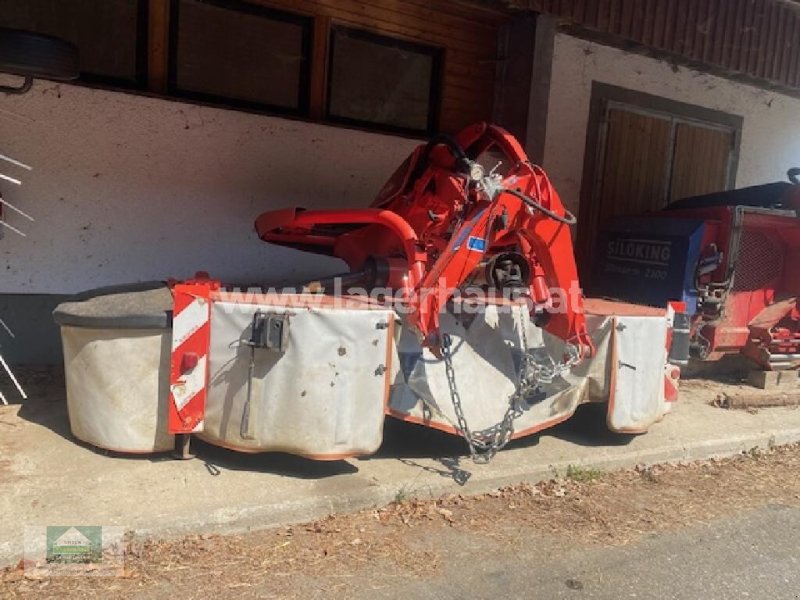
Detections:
526,14,556,165
309,15,330,120
148,0,170,93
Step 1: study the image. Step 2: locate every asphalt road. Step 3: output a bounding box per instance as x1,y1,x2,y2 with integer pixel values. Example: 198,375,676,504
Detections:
369,505,800,600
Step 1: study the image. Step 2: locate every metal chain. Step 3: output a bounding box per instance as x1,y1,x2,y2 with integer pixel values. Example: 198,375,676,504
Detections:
442,305,581,464
442,331,519,464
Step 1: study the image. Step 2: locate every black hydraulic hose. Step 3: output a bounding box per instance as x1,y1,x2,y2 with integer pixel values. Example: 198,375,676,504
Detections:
504,188,578,225
408,133,471,186
424,133,470,166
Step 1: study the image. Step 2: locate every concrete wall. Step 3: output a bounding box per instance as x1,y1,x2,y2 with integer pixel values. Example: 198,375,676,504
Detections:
0,79,420,363
0,79,419,295
543,33,800,213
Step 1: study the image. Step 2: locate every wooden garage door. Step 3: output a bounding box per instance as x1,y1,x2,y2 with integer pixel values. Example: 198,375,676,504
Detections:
669,122,734,202
580,102,737,263
595,108,673,227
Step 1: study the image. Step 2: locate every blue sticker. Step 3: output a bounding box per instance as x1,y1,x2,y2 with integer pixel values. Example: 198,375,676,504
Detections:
452,208,488,251
467,236,486,252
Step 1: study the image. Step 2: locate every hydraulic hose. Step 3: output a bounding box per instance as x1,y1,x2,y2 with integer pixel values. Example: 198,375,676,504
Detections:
504,188,578,225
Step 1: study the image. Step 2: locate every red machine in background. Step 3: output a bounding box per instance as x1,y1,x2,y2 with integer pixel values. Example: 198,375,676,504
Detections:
256,122,594,359
672,190,800,369
590,170,800,371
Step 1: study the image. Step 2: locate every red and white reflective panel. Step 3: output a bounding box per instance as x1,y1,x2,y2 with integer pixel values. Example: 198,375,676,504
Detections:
168,282,213,434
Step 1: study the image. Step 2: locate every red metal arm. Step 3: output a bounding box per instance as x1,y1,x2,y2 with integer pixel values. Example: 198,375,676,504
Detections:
256,207,427,292
254,123,593,358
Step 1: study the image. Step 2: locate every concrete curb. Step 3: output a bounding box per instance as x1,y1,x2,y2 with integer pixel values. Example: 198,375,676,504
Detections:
132,426,800,546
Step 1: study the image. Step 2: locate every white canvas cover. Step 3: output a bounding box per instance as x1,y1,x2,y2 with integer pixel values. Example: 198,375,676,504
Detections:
57,290,675,458
606,313,675,433
389,302,674,439
198,298,395,458
60,326,174,453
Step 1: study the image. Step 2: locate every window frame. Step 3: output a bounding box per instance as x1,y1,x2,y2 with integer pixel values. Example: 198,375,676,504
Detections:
84,0,149,89
0,0,150,89
166,0,313,116
324,25,444,137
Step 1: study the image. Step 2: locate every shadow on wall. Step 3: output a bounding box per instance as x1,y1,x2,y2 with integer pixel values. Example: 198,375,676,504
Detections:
0,293,68,365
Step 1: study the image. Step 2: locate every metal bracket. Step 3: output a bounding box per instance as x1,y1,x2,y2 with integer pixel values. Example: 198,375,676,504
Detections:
172,433,194,460
249,311,289,352
240,311,290,440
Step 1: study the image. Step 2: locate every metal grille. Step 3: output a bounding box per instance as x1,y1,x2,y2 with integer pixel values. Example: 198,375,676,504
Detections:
732,230,783,291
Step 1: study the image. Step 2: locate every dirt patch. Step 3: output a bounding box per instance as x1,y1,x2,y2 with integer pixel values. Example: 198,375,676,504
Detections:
0,459,15,478
3,443,800,599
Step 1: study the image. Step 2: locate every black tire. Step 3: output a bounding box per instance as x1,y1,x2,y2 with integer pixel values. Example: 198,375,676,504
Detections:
0,27,79,81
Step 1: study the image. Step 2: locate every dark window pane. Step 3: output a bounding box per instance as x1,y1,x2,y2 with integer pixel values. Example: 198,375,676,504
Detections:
327,28,441,133
173,0,309,111
0,0,142,83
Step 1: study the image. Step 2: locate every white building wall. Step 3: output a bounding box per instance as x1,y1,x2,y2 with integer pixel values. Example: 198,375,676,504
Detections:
0,80,419,294
544,33,800,213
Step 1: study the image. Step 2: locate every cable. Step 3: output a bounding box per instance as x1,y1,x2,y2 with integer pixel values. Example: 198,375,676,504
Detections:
504,188,577,225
